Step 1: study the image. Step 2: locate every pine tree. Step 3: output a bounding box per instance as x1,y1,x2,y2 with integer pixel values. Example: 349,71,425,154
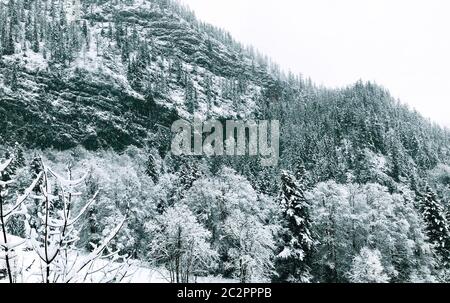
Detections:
27,156,43,230
5,22,14,55
25,9,32,42
13,142,25,168
178,158,202,195
184,75,197,114
145,154,159,183
82,20,88,41
31,16,39,53
420,187,450,266
3,143,25,177
83,171,101,251
275,170,314,282
204,75,213,117
9,61,18,91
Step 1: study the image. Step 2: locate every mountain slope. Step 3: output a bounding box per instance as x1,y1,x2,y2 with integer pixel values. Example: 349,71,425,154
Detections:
0,0,449,184
0,0,271,150
1,0,450,284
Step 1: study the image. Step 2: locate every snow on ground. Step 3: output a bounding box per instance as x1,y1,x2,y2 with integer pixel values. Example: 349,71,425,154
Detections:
0,234,236,283
22,50,49,71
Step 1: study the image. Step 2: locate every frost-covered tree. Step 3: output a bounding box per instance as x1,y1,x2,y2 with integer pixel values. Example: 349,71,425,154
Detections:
69,147,154,257
146,204,217,283
275,170,313,282
348,247,389,283
177,157,203,196
0,0,449,285
181,167,277,279
309,181,436,282
308,181,354,282
224,209,275,282
26,158,129,283
0,154,131,283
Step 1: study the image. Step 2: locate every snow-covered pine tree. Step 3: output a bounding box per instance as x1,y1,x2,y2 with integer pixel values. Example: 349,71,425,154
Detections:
293,158,307,183
9,61,19,91
31,7,39,53
3,143,26,176
13,143,25,169
420,186,450,266
177,157,202,199
27,156,43,231
2,21,15,56
81,170,101,251
275,170,314,282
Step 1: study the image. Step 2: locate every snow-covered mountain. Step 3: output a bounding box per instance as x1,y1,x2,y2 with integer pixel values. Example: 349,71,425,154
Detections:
1,0,448,172
0,0,270,150
1,0,450,284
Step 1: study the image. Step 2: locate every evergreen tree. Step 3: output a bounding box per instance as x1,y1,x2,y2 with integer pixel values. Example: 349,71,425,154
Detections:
420,187,450,266
27,156,43,231
31,13,39,53
5,5,17,57
145,154,159,183
13,142,25,168
274,170,314,282
177,158,202,196
185,76,197,114
2,143,25,181
82,171,101,251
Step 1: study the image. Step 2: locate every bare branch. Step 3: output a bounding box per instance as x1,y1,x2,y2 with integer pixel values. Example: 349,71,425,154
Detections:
47,167,89,187
48,191,99,228
4,172,43,218
0,158,12,173
65,216,126,282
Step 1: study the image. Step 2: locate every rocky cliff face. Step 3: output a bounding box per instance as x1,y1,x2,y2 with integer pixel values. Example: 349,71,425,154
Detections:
0,0,276,150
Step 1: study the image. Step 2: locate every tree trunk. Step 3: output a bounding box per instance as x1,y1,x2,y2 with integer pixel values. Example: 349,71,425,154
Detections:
0,195,13,283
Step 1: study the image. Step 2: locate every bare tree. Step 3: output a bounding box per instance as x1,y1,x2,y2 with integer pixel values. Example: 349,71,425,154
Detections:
26,157,129,283
1,156,129,283
1,158,42,283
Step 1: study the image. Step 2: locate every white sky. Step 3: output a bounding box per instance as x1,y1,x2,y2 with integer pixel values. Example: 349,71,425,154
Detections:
180,0,450,128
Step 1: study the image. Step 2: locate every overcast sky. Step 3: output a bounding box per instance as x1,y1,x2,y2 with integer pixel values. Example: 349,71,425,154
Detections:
180,0,450,128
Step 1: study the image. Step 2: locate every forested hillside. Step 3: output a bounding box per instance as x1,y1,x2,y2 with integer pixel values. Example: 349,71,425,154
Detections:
1,0,450,283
